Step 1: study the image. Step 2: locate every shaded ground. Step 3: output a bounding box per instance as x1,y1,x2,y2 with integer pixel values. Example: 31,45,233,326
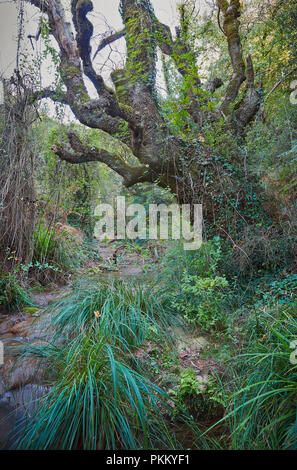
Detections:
172,324,218,381
83,241,149,277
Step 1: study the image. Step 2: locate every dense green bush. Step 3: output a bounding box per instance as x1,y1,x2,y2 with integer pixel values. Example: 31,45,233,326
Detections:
171,274,230,333
165,238,233,333
170,368,225,420
163,237,224,282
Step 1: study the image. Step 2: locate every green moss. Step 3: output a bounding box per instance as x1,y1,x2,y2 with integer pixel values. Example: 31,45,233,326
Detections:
60,62,90,104
60,63,81,80
24,307,40,315
111,70,131,104
119,103,134,117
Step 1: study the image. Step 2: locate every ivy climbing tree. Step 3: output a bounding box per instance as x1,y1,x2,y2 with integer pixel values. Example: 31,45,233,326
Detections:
26,0,264,229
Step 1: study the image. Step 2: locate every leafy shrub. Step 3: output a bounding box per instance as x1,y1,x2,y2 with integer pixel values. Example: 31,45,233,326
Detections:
165,237,233,333
225,227,297,275
241,273,297,341
171,273,230,332
0,271,33,311
258,274,297,306
170,368,225,420
163,236,224,283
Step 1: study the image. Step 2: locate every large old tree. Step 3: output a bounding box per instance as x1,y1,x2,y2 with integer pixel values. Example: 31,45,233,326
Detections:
26,0,264,229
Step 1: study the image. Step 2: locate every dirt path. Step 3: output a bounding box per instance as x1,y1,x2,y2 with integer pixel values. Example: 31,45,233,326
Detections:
84,241,147,277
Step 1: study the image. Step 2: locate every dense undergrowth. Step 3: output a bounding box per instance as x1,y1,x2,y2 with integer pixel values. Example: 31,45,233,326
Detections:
6,233,296,450
13,277,209,450
168,241,297,450
224,308,297,450
32,222,86,283
0,222,87,309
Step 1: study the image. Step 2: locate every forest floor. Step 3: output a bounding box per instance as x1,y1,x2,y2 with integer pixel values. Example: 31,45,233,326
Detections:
0,240,223,449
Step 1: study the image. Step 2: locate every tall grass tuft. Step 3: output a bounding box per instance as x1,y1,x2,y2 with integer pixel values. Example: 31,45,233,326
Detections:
13,278,200,450
15,329,179,450
0,271,34,311
46,278,177,349
211,307,297,449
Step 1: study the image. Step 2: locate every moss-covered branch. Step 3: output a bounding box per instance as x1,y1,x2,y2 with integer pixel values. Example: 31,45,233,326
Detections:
52,130,152,187
216,0,246,116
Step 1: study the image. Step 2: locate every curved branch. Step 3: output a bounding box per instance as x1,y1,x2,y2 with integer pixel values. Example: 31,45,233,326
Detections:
52,130,151,187
206,77,224,94
25,1,138,135
155,21,174,56
155,19,206,125
24,0,92,111
265,68,297,102
93,29,126,61
71,0,106,94
155,19,201,85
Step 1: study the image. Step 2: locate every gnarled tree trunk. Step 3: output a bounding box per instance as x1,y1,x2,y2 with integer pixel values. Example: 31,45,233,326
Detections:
26,0,263,230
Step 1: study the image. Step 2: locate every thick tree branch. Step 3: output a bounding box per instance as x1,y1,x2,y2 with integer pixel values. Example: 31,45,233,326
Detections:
206,77,224,94
155,18,207,125
25,1,140,136
26,0,92,113
71,0,107,94
22,0,263,214
52,130,151,187
69,1,142,131
155,21,174,56
112,0,170,165
217,0,246,116
120,0,157,90
29,87,68,104
232,55,261,132
155,17,201,86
